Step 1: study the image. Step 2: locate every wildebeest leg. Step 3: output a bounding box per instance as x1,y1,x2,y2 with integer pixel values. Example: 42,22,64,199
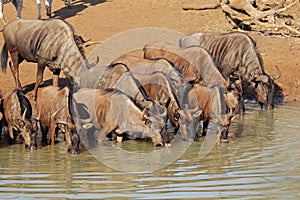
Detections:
36,0,41,19
12,0,23,19
115,129,124,143
7,124,14,139
202,119,209,137
45,0,52,17
52,69,60,87
41,125,48,145
96,129,108,144
64,128,71,147
49,123,58,145
66,0,71,9
9,53,22,89
33,65,46,101
0,1,6,25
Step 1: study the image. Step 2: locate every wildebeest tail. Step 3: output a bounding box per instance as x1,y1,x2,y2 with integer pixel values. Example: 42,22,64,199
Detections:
1,43,8,73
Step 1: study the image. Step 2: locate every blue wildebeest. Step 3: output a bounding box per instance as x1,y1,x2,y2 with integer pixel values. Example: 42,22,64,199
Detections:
30,86,80,154
78,63,170,146
1,18,96,100
188,83,238,139
3,89,38,149
144,41,239,142
111,54,201,141
132,71,200,142
111,54,189,104
79,63,153,109
73,88,165,146
179,32,281,109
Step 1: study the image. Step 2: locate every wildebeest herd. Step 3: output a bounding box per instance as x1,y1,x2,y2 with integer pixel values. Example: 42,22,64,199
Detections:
0,18,281,154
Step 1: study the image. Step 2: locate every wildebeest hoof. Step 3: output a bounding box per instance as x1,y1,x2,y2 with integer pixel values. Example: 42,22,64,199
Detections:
68,147,80,154
164,143,171,148
25,144,37,150
221,138,229,143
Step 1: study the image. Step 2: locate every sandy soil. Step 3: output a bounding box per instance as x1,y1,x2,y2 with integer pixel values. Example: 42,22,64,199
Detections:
0,0,299,102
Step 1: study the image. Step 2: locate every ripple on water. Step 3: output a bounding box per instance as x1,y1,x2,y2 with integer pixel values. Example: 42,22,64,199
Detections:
0,103,299,199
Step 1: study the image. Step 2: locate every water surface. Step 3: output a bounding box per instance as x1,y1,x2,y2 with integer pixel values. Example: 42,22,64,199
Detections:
0,103,299,199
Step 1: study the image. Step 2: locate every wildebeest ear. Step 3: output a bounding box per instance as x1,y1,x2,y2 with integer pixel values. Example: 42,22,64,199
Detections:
254,75,269,83
17,119,25,128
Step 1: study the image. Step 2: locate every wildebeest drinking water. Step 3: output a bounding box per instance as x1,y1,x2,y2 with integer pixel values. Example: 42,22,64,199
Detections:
179,32,281,109
1,18,96,100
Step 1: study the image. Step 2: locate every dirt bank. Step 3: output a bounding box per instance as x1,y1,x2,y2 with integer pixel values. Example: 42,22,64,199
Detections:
0,0,299,102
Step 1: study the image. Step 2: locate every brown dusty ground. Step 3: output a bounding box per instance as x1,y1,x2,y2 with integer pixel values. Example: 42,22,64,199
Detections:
0,0,299,102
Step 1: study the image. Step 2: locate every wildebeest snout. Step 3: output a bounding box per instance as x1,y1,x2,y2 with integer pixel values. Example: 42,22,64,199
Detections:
68,132,80,154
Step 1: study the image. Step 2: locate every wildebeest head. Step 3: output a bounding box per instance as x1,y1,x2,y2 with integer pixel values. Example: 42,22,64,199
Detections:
252,66,280,110
176,105,201,141
224,90,239,120
227,77,244,118
17,109,38,150
143,103,167,147
56,116,80,154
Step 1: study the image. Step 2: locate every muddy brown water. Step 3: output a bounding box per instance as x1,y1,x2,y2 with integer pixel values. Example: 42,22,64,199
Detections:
0,103,299,199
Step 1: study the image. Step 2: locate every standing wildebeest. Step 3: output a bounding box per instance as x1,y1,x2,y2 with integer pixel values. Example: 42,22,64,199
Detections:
73,88,165,146
79,63,156,110
31,86,80,154
111,54,189,105
3,89,38,149
144,41,239,142
79,63,170,145
179,32,281,109
189,83,238,139
1,18,95,100
111,55,200,140
133,71,200,141
112,54,186,87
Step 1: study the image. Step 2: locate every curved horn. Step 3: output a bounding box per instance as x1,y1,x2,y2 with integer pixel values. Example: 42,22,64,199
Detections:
255,75,269,83
78,105,93,124
89,56,100,68
22,108,28,121
56,119,68,124
272,65,281,80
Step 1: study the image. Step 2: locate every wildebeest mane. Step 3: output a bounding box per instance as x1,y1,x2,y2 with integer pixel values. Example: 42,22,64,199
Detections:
15,89,32,119
57,18,87,62
104,88,146,110
150,71,181,108
148,57,185,76
102,63,151,103
125,71,153,105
